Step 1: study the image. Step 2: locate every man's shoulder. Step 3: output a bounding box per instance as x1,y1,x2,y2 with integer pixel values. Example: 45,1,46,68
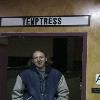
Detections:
48,67,62,82
49,66,62,76
51,67,61,73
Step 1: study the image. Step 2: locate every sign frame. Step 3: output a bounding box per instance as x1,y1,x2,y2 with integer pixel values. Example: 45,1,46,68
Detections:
0,15,90,27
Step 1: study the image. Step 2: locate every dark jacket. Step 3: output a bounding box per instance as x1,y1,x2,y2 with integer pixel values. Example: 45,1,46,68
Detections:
20,66,62,100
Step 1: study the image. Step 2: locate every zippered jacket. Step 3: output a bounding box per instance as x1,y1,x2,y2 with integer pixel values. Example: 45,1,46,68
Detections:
12,66,69,100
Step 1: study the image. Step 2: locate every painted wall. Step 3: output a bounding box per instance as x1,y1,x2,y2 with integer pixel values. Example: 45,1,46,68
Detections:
0,0,100,100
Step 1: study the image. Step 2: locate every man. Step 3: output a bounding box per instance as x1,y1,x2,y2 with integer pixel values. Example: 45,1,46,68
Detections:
12,50,69,100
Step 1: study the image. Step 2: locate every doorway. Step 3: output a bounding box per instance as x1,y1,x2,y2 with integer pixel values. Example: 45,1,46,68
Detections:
0,32,87,100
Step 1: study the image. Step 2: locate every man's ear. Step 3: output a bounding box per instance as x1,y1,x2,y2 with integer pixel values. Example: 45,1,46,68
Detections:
32,59,34,63
46,58,47,61
31,59,35,65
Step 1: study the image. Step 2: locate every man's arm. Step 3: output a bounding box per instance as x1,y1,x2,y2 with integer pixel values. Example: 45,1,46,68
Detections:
56,75,69,100
12,75,24,100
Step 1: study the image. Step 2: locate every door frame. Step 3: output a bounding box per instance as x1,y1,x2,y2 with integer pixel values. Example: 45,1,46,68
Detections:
0,32,87,100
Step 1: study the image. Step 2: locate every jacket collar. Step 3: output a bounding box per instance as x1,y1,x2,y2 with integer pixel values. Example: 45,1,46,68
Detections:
30,65,52,76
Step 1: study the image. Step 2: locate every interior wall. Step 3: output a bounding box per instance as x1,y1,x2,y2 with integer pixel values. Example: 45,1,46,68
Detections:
0,37,8,45
0,0,100,100
8,37,53,57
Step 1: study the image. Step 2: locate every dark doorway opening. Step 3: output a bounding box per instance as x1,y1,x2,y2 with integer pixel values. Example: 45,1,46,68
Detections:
0,32,87,100
52,37,83,75
53,38,67,73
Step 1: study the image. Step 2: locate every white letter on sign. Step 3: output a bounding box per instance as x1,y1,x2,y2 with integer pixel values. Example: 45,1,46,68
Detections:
96,74,100,84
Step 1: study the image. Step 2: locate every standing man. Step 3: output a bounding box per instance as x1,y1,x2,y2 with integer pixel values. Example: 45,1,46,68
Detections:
12,50,69,100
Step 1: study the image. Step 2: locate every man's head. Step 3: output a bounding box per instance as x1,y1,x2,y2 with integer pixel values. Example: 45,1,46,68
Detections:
32,50,47,69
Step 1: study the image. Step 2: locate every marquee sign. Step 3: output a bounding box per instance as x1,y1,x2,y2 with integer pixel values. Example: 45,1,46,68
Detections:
0,15,90,27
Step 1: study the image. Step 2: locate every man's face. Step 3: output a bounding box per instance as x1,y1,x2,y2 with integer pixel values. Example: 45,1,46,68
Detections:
32,51,47,69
